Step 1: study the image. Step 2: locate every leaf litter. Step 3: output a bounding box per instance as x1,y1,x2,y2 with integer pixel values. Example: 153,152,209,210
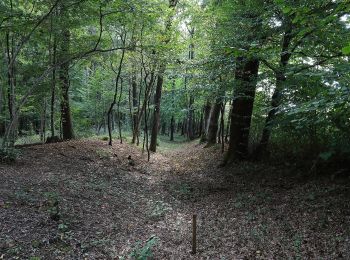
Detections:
0,139,349,259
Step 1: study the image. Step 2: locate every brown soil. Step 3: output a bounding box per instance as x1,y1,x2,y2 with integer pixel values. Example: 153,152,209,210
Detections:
0,139,349,259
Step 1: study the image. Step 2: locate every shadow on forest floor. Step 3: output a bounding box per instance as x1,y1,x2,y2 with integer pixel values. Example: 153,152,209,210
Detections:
0,138,349,259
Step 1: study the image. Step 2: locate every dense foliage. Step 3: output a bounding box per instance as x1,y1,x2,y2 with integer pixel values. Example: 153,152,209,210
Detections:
0,0,349,166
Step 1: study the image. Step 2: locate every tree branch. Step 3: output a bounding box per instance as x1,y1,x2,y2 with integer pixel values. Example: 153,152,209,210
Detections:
9,0,61,68
292,53,343,74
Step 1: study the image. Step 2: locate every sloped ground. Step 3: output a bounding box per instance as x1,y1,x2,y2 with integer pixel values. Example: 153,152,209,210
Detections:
0,138,349,259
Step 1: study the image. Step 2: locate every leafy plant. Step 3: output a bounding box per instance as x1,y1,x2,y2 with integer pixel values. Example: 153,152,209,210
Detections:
0,147,20,163
319,151,334,161
130,236,159,260
6,245,22,256
293,234,303,260
58,223,69,232
44,192,60,221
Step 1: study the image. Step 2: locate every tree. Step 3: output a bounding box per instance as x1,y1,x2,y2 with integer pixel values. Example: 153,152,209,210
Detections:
257,1,350,156
150,0,179,152
225,57,260,161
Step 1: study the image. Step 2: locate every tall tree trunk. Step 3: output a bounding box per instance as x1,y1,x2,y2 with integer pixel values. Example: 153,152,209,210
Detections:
218,119,222,144
0,83,4,136
137,62,156,147
198,111,203,138
200,100,211,142
40,99,47,143
257,24,292,156
5,1,17,146
150,65,165,152
59,29,74,140
110,113,114,132
143,80,152,162
182,118,187,136
187,95,195,140
133,69,144,145
258,73,285,152
5,32,14,143
220,101,225,153
131,72,138,143
186,27,195,141
128,79,133,135
117,78,123,143
225,58,260,163
107,41,126,146
59,113,62,139
50,14,57,138
225,101,232,143
170,115,175,141
206,98,222,145
149,0,178,152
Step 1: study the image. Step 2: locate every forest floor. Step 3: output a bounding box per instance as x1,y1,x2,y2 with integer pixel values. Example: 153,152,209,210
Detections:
0,137,349,259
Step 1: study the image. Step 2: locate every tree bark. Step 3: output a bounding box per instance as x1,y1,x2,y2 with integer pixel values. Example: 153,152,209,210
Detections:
0,83,4,136
225,101,232,143
225,57,260,162
131,72,138,143
200,100,211,142
59,29,74,140
137,65,156,148
50,13,57,138
143,78,152,162
198,111,203,138
220,101,225,153
132,68,144,145
40,99,47,143
187,95,195,140
150,65,165,152
183,118,187,136
117,78,124,143
206,98,222,145
107,41,126,146
149,0,178,152
170,115,175,141
5,5,17,146
257,23,293,157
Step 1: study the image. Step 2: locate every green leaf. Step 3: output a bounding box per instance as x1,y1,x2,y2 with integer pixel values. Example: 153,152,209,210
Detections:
282,6,292,14
342,45,350,55
319,151,334,161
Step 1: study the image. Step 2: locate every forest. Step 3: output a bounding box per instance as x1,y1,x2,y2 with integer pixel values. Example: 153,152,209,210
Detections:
0,0,350,259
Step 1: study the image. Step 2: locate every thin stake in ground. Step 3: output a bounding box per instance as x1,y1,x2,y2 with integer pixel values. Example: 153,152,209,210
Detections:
192,214,197,254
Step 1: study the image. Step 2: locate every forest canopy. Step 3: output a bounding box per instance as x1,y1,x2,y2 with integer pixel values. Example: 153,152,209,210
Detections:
0,0,350,165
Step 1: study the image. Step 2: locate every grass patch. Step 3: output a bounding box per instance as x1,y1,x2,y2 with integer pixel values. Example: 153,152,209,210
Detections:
157,134,192,153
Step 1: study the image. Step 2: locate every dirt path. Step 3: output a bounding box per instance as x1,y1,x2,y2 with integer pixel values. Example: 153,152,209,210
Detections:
1,139,349,259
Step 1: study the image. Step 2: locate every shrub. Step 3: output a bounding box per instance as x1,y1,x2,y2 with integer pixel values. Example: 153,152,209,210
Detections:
0,147,20,163
101,136,109,141
130,236,159,260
